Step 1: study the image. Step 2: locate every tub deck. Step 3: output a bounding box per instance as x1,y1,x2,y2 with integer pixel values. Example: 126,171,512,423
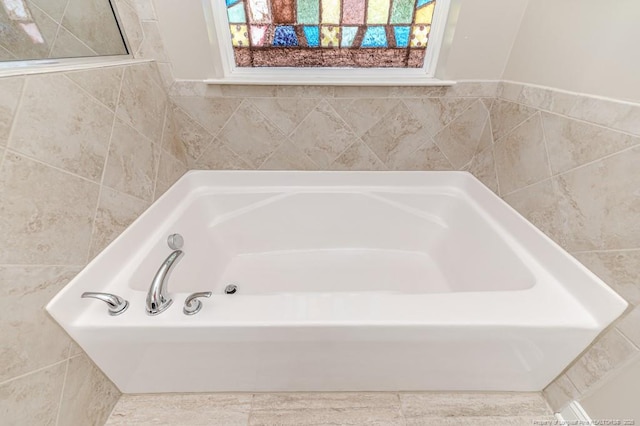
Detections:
47,171,627,393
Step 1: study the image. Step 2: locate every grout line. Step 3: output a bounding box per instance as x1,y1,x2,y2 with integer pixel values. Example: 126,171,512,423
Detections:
0,358,68,387
501,140,640,199
63,67,124,113
54,357,71,426
571,247,640,255
0,75,27,171
286,98,328,138
151,103,169,199
537,111,555,178
84,68,126,263
492,108,539,146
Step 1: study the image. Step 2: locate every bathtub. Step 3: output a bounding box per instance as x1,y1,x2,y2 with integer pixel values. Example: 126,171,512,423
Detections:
46,171,627,393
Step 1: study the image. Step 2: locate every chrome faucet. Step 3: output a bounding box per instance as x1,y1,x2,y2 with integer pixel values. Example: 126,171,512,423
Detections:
146,234,184,315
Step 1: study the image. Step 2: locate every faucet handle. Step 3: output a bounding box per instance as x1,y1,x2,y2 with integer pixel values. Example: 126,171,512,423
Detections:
183,292,212,315
81,292,129,316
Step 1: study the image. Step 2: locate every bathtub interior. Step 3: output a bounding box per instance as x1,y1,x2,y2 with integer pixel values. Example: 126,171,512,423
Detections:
128,189,535,295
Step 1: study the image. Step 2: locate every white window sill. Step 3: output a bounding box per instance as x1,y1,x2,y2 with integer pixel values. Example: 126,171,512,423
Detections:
203,67,455,86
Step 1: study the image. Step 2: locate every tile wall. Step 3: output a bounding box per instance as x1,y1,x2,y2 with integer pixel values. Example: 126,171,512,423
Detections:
0,62,187,425
167,82,497,174
477,82,640,411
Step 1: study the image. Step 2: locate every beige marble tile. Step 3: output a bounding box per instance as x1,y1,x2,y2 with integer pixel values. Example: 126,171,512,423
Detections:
475,119,493,153
617,306,640,348
217,100,285,168
107,394,252,426
89,187,148,259
542,112,639,175
433,100,489,169
566,329,640,393
250,97,319,135
502,179,567,248
260,140,318,170
330,141,387,171
62,0,127,55
289,100,355,168
362,102,433,169
328,98,401,137
490,99,537,142
569,96,640,137
117,63,167,142
58,354,121,426
468,146,499,194
391,140,453,171
388,86,448,98
169,81,208,98
443,82,499,98
137,21,168,61
555,146,640,251
403,97,477,137
0,361,66,426
494,113,551,195
498,82,522,102
49,26,97,59
9,73,113,181
155,62,175,90
65,67,124,112
123,0,157,20
155,151,188,199
0,76,24,147
518,86,577,115
161,107,188,164
0,5,58,60
0,266,79,382
30,0,68,22
275,85,334,98
171,106,214,163
220,85,278,97
113,0,144,54
0,44,15,60
543,374,580,412
333,86,391,98
0,152,99,264
406,416,551,426
195,139,252,170
400,392,549,418
69,340,84,357
250,393,404,426
572,250,640,305
103,118,158,201
171,96,241,136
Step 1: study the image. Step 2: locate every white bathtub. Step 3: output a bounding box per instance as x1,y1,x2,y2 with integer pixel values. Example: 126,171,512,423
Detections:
47,171,627,393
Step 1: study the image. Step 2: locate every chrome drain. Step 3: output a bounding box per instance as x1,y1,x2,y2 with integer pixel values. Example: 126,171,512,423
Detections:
224,284,238,294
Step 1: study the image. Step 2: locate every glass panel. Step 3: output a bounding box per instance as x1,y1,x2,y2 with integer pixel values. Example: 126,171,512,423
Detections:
228,0,437,67
0,0,128,62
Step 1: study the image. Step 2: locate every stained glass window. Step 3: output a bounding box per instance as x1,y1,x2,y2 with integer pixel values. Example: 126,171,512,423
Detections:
226,0,437,68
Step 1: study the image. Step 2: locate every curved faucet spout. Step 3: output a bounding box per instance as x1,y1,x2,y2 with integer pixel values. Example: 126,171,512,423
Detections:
146,249,183,315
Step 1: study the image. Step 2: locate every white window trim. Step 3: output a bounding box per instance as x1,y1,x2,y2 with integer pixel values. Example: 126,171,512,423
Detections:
202,0,454,86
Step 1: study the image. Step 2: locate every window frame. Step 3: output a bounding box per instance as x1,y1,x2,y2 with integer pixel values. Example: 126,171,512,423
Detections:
202,0,454,86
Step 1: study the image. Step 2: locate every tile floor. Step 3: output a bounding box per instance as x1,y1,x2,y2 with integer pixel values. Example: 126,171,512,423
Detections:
105,392,554,425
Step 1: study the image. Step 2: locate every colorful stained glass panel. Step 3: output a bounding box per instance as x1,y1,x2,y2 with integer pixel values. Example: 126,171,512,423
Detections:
340,26,358,47
273,26,299,46
366,0,391,24
394,26,410,47
320,25,340,47
248,0,271,23
227,3,246,23
415,1,435,24
361,26,387,47
321,0,341,24
304,26,320,46
298,0,319,24
226,0,438,67
390,0,415,24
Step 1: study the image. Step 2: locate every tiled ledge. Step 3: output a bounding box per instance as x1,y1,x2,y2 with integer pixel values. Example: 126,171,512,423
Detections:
105,392,553,425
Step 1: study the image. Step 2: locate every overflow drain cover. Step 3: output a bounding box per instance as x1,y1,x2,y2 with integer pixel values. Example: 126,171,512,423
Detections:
224,284,238,294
